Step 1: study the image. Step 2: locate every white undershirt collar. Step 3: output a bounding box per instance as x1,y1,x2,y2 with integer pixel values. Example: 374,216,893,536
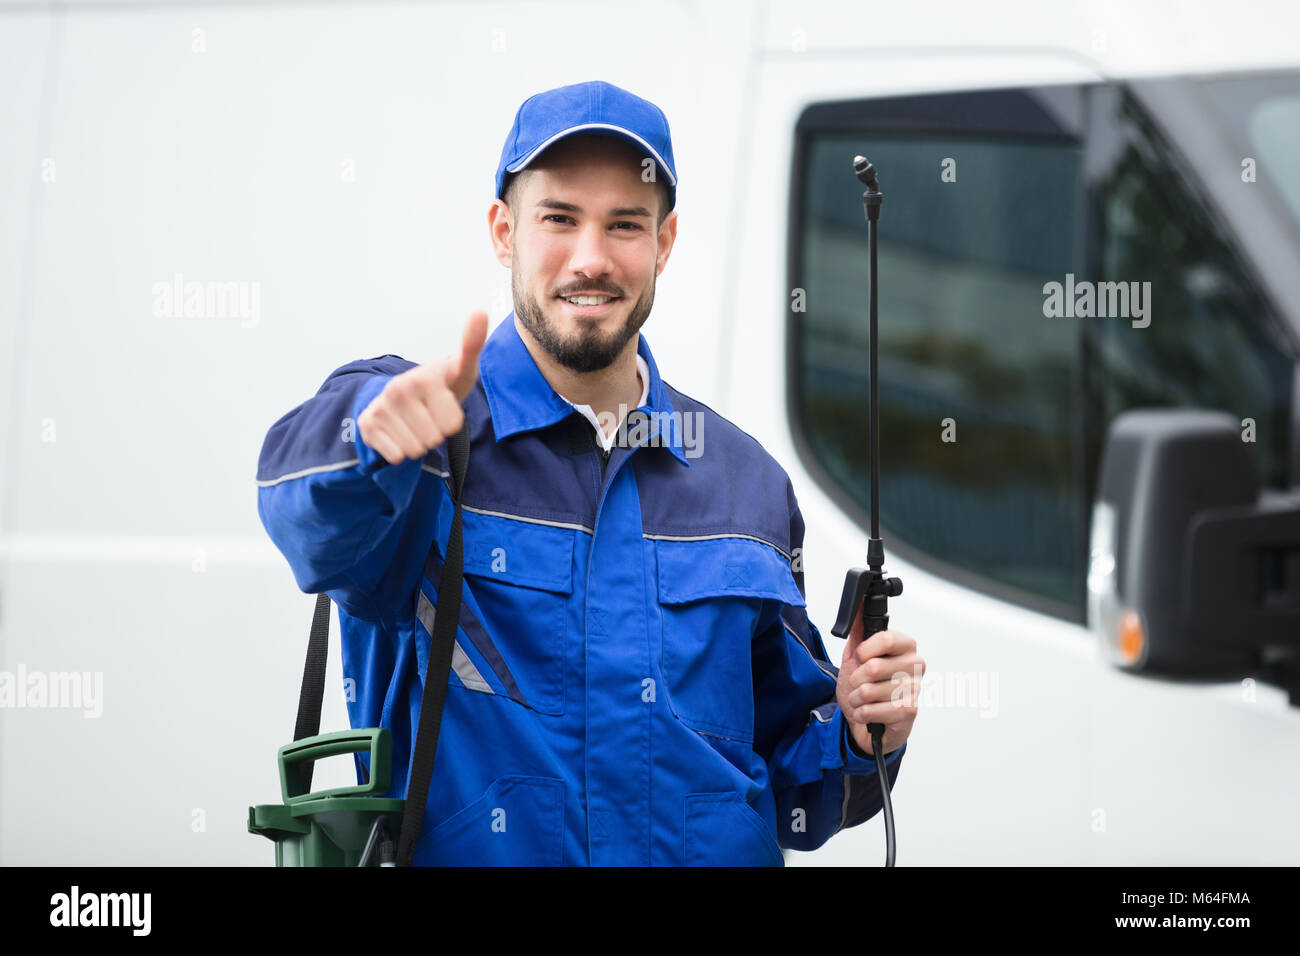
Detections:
557,354,650,452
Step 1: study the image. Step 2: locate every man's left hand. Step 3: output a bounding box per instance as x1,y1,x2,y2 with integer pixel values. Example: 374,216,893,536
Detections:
836,608,924,759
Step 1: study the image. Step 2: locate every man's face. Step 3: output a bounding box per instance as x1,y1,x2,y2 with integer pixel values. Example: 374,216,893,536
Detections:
493,136,676,374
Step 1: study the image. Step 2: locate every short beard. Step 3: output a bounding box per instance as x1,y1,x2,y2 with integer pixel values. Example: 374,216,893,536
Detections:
513,266,654,374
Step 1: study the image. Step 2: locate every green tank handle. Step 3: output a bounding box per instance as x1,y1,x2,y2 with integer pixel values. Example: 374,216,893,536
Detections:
249,727,406,866
279,728,392,803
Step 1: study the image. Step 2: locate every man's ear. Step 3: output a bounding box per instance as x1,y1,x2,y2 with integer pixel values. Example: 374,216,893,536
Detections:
655,209,678,276
488,199,514,268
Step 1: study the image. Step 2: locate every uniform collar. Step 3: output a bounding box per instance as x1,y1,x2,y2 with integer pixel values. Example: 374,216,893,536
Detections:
478,312,690,466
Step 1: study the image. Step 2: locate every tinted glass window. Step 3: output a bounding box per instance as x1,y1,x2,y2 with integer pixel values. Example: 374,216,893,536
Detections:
791,85,1298,626
1082,87,1296,494
791,129,1084,615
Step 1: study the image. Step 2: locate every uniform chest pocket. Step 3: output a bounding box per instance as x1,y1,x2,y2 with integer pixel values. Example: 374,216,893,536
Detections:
447,510,576,717
655,537,805,742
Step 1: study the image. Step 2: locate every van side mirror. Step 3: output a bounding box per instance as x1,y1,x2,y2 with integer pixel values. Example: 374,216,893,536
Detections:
1088,409,1300,701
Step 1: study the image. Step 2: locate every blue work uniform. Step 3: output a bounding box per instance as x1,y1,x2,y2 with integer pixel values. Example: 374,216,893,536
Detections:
255,312,905,865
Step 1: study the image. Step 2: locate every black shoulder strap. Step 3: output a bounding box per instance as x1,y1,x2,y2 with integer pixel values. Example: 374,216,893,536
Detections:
396,421,469,864
291,592,333,794
291,420,470,867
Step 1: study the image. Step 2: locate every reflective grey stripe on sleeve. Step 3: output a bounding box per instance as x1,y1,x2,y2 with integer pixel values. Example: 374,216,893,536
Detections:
451,641,493,694
814,699,854,835
836,775,852,835
415,587,437,644
415,587,495,697
785,617,839,680
255,457,360,487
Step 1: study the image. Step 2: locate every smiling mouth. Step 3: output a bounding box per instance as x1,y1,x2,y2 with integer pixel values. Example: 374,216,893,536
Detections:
556,295,622,315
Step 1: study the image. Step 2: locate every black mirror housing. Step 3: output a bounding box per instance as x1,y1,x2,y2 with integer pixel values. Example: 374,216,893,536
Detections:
1090,409,1299,686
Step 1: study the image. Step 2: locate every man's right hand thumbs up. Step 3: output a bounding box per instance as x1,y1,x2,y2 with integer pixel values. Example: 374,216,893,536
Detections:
357,311,489,466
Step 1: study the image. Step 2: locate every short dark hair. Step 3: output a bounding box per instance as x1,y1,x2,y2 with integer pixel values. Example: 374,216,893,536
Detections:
502,165,671,231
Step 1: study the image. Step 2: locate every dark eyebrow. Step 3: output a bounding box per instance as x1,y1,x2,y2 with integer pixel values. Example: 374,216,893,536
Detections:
536,198,653,219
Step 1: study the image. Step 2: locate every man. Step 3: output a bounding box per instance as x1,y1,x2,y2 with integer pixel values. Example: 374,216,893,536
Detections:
256,80,923,865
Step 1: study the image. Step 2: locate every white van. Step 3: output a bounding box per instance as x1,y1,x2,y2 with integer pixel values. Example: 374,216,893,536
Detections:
1,0,1296,865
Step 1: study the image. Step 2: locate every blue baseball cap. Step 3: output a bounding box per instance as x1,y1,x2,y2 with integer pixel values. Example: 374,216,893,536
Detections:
495,80,677,215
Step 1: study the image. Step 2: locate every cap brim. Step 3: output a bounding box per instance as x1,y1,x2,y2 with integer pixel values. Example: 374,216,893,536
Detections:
506,123,677,188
